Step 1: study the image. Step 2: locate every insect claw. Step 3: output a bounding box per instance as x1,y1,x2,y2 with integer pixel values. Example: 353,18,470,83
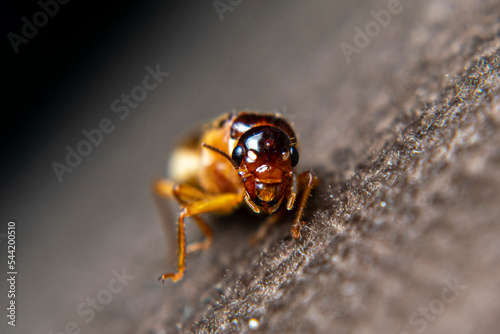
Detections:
291,223,304,239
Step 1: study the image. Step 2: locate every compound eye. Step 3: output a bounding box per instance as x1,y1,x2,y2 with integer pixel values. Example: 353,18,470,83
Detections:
231,145,245,166
290,146,299,167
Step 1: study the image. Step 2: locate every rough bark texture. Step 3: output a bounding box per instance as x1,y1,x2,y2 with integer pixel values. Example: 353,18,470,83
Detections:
99,1,500,333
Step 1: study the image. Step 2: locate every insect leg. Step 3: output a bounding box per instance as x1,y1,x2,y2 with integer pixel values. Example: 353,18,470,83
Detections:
187,190,243,254
155,179,208,203
182,192,244,253
154,178,215,251
157,188,244,282
159,211,187,282
186,215,213,254
290,171,317,239
182,192,244,217
154,179,214,282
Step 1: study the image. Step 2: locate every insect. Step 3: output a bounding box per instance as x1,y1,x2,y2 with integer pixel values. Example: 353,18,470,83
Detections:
155,111,317,282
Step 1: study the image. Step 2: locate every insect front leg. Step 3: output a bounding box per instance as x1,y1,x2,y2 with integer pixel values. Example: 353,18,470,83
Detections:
155,184,244,282
161,210,187,282
290,171,317,239
154,179,213,254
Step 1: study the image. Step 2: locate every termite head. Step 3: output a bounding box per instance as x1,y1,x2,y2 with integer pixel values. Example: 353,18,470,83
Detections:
231,126,299,214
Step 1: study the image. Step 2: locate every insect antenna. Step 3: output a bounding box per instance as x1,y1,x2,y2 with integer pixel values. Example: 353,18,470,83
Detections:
201,143,239,170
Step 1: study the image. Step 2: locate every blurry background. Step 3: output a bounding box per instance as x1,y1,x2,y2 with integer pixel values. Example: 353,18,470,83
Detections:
2,0,499,333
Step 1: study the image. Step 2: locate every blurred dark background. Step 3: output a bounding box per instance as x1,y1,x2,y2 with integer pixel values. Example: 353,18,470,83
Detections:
1,1,227,332
2,0,181,186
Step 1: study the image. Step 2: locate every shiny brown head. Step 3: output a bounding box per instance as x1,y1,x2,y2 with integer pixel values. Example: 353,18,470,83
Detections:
231,125,299,213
